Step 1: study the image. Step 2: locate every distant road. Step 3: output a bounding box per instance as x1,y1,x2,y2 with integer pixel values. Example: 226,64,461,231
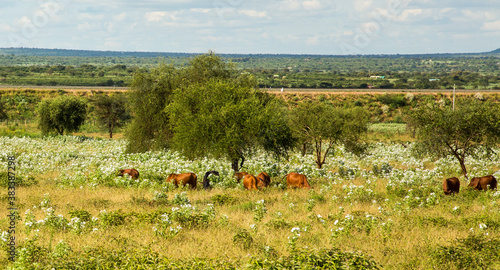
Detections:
0,85,498,94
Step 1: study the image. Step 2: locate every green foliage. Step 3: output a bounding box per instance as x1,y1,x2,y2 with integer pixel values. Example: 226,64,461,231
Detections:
172,192,191,205
99,209,127,227
166,53,295,170
125,63,179,152
0,171,37,187
233,229,254,250
37,95,87,135
92,93,130,138
249,247,380,269
407,98,500,177
211,194,237,205
430,234,500,269
290,102,369,168
169,204,216,228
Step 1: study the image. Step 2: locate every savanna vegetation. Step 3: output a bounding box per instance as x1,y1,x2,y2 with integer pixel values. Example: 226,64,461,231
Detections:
1,47,500,90
0,51,499,269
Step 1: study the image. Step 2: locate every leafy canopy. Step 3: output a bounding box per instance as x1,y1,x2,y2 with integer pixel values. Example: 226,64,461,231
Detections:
37,95,87,135
407,98,500,178
126,51,295,170
291,102,369,168
92,94,130,138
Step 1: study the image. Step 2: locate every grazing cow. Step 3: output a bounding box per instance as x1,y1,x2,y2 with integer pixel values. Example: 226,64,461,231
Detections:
442,177,460,195
286,172,311,189
202,171,219,190
468,175,497,191
243,174,259,190
167,172,198,189
233,171,248,183
118,168,139,180
257,172,271,188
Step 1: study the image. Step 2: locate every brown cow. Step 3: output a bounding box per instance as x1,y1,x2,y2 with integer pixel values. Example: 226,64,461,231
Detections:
233,171,248,183
257,172,271,188
442,177,460,195
286,172,311,189
243,174,259,190
166,173,198,189
468,175,497,191
118,168,139,180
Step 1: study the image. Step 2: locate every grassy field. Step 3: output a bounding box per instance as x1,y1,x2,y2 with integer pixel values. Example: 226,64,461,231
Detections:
0,130,499,269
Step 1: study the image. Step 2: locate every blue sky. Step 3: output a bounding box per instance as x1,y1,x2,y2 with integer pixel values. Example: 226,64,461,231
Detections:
1,0,499,55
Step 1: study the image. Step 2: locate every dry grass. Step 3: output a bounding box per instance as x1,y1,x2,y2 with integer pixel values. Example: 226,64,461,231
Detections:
1,173,499,269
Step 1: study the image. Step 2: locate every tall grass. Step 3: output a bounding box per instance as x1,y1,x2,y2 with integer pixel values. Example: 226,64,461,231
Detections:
0,136,499,269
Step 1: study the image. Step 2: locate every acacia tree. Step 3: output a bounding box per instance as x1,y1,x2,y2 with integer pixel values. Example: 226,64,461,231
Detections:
93,94,130,138
166,54,295,172
167,79,295,172
406,98,500,179
37,95,87,135
125,64,180,152
290,102,369,169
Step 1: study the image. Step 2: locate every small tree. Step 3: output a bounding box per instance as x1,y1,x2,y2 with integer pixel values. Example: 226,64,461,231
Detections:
37,96,87,135
291,102,369,169
406,98,500,178
93,94,130,138
167,78,295,172
125,64,180,152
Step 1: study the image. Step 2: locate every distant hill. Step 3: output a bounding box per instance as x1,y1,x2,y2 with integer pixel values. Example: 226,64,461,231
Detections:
490,48,500,54
0,47,194,58
0,47,498,59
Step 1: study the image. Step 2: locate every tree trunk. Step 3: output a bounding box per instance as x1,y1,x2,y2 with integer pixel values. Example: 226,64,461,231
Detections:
231,159,239,172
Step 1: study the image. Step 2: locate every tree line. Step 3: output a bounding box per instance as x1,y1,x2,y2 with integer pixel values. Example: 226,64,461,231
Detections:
31,52,500,179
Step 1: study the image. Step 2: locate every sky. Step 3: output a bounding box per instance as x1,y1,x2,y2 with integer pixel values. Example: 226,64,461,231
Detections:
1,0,499,55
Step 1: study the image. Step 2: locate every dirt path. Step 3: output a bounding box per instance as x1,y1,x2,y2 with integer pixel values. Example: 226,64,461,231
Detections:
1,85,498,95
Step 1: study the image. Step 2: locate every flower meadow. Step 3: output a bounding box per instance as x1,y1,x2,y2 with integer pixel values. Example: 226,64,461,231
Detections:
0,136,500,269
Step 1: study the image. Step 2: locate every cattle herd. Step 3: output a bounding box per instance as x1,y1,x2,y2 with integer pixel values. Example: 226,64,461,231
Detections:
117,169,311,190
443,175,497,195
117,168,497,193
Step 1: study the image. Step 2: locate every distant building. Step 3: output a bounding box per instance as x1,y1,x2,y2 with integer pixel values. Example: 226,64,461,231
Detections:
370,76,385,79
429,79,440,82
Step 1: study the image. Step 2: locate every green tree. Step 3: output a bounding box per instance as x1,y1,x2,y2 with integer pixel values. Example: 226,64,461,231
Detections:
125,64,180,152
406,98,500,178
37,96,87,135
93,94,131,138
167,77,295,172
291,102,369,169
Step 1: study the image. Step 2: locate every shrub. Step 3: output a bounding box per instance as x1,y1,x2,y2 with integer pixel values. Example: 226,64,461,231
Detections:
429,234,500,269
249,247,380,269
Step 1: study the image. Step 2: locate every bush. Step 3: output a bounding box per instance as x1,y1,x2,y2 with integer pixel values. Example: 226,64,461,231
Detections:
429,234,500,269
249,247,380,269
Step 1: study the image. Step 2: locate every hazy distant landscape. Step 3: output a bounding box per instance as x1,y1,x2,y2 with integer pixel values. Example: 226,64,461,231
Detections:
1,48,500,269
1,47,500,90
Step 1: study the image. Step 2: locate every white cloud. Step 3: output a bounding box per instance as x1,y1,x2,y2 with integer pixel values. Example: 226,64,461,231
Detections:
113,12,127,21
238,9,267,18
354,0,373,12
305,35,320,45
78,13,105,21
303,0,321,10
394,9,423,22
482,20,500,31
145,11,178,22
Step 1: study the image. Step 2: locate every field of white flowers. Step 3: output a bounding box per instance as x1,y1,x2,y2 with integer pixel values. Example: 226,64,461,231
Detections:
1,135,500,269
2,135,499,190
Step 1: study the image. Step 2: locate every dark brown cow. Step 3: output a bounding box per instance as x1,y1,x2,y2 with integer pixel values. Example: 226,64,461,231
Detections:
286,172,311,189
442,177,460,195
468,175,497,191
118,168,139,180
233,171,248,183
243,174,259,190
257,172,271,188
166,172,198,189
